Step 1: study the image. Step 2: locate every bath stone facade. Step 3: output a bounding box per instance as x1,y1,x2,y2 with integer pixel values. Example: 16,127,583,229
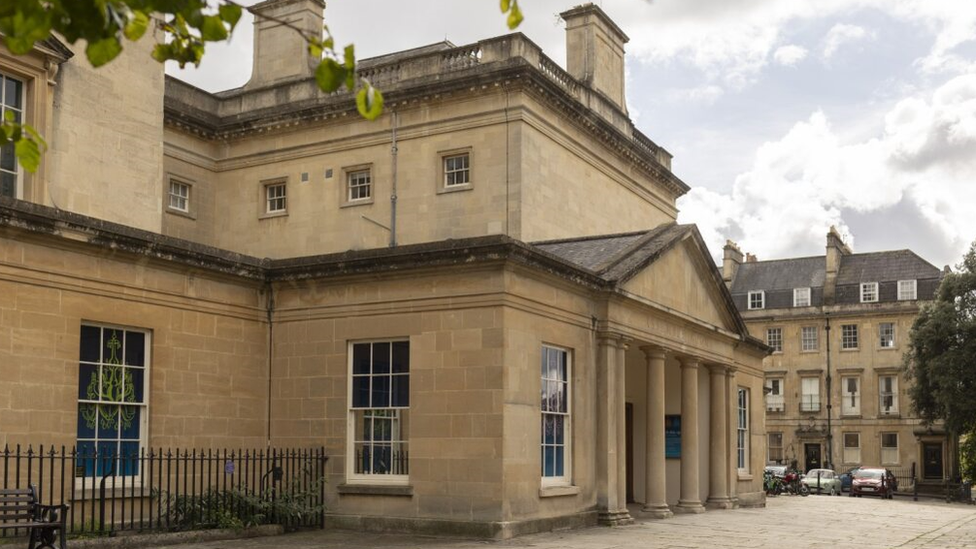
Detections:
725,228,958,489
0,1,769,538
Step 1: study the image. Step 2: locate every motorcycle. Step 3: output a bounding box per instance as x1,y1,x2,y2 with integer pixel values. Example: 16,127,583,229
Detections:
764,470,784,496
782,470,810,496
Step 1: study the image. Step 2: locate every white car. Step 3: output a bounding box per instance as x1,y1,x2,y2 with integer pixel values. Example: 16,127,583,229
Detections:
802,468,842,496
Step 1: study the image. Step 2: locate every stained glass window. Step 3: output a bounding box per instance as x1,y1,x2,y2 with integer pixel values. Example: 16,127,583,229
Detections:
77,325,148,478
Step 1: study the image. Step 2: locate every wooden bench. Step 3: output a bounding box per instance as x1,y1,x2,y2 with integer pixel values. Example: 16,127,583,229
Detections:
0,485,68,549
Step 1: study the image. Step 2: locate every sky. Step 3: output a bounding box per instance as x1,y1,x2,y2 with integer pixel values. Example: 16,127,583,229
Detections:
168,0,976,268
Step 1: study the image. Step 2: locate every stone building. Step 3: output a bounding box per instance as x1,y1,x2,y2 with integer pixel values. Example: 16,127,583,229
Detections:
724,228,957,488
0,1,768,537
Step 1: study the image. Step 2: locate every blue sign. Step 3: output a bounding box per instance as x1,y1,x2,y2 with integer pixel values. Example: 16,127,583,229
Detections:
665,414,681,458
225,460,235,475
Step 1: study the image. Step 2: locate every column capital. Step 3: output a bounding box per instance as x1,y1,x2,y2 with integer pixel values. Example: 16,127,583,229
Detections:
679,356,701,370
596,331,625,346
707,363,730,375
640,345,668,361
725,365,738,378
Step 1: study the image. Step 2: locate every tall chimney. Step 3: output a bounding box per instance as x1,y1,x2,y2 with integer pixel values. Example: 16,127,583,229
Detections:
246,0,325,89
560,4,629,113
722,240,743,288
824,226,851,305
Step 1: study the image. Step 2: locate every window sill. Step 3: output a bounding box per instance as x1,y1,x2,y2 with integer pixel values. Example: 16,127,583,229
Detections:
877,347,898,351
539,485,579,498
799,349,820,354
840,348,859,352
337,484,413,497
737,472,753,481
258,211,288,220
340,198,374,209
165,207,196,220
878,414,901,419
841,414,862,419
437,183,473,195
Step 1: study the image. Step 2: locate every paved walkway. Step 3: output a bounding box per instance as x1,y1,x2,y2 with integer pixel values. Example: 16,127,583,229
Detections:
158,495,976,549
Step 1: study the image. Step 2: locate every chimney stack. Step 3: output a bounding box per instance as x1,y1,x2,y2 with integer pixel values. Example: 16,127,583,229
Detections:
722,240,743,287
560,4,629,113
824,226,852,305
246,0,325,89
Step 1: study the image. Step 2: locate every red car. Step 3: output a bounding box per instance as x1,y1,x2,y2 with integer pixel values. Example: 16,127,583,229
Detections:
850,467,898,499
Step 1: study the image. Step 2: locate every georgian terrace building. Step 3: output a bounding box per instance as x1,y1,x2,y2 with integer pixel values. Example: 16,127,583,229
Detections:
0,1,768,537
725,228,957,488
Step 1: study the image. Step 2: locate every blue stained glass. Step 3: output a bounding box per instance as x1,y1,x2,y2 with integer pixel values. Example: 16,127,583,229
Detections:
76,441,96,478
124,332,145,366
120,406,140,439
103,329,122,363
352,376,369,408
392,374,409,407
79,364,98,400
372,375,391,408
392,342,409,373
372,343,391,374
80,326,101,362
128,368,145,403
97,442,117,477
352,344,370,375
120,442,140,476
96,406,119,438
555,446,564,476
543,446,555,477
77,404,96,438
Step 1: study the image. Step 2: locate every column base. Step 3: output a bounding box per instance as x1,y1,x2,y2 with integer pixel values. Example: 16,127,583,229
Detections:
640,503,673,519
705,496,734,510
674,500,706,514
598,510,635,526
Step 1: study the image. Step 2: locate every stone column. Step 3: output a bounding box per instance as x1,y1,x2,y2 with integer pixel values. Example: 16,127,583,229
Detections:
707,364,733,509
615,338,631,515
641,346,672,518
726,367,739,507
596,334,632,525
676,357,705,513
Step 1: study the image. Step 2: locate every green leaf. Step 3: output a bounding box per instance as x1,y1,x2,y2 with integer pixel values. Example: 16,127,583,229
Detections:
500,0,511,12
199,15,228,42
507,3,524,29
151,43,173,63
218,4,243,29
315,58,346,93
124,11,150,41
14,136,41,173
343,44,356,89
356,83,384,121
307,41,322,58
86,37,123,67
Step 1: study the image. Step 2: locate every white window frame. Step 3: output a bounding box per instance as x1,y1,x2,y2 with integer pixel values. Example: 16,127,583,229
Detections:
841,324,858,350
843,432,861,464
766,327,783,353
77,323,150,485
347,169,372,202
346,339,410,485
879,322,895,349
793,287,811,307
800,326,818,351
897,279,917,301
860,282,879,303
541,345,572,487
443,152,470,188
765,378,784,412
747,290,765,310
168,180,190,213
881,433,899,465
737,388,749,472
0,72,25,200
841,376,860,416
800,377,820,412
879,375,899,415
265,182,287,214
768,432,783,464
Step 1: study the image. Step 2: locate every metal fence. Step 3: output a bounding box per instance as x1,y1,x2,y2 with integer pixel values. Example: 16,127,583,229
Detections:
0,444,327,539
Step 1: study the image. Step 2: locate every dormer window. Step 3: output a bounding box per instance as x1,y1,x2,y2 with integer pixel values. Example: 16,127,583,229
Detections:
793,287,811,307
748,290,765,310
860,282,878,303
897,280,917,300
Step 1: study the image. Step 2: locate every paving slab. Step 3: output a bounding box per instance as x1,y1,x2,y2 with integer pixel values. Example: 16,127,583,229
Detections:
153,495,976,549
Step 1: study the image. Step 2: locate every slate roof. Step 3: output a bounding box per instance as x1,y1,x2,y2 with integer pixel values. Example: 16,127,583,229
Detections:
835,250,941,285
730,256,824,294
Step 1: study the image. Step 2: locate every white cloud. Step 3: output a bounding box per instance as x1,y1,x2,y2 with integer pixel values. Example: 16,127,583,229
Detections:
822,23,873,59
668,85,725,105
773,45,808,66
678,72,976,262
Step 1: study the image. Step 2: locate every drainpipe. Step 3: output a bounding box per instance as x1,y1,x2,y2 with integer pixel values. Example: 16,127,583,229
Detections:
390,110,398,248
825,312,833,470
265,275,275,448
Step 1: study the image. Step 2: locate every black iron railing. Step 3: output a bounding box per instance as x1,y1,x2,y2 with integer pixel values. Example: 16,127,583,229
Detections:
0,444,327,539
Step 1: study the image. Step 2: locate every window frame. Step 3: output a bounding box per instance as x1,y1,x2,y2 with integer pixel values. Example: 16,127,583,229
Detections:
441,150,472,190
541,345,572,487
346,339,411,485
800,376,820,412
0,71,26,200
800,326,818,352
747,290,765,310
76,323,151,483
737,388,749,472
260,179,288,217
881,433,899,465
840,375,860,416
765,378,784,412
879,322,895,349
879,375,899,416
765,327,783,353
860,282,879,303
793,287,811,307
841,324,859,350
345,167,373,204
166,178,192,215
843,432,861,464
897,280,917,301
767,432,783,464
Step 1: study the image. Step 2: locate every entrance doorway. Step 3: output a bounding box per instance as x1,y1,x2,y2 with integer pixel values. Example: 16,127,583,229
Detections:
923,442,945,480
804,443,822,473
625,403,634,503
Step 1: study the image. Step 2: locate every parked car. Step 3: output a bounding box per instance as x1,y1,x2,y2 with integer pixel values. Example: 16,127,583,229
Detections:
839,466,861,492
850,467,898,499
802,468,842,495
765,465,788,479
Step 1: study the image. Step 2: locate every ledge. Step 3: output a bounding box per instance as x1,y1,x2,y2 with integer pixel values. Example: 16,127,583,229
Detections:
539,485,580,498
337,484,413,497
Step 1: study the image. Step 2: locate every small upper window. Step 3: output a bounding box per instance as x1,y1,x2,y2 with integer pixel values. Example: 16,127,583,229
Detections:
879,322,895,348
265,182,286,214
800,326,818,351
766,327,783,353
0,73,24,199
748,290,765,310
793,287,811,307
841,324,859,350
443,153,470,187
168,180,190,213
897,280,917,301
348,169,372,201
860,282,879,303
